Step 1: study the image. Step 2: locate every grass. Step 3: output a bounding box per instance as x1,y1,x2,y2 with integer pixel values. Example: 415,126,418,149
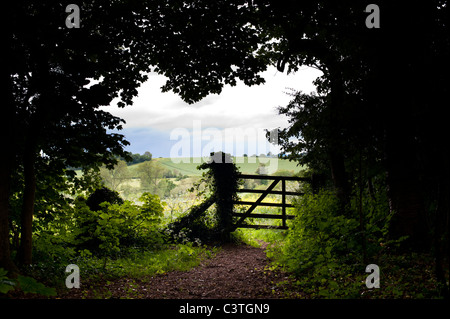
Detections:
130,156,305,177
20,242,218,298
103,156,306,203
53,156,309,298
27,244,218,299
233,227,288,247
74,244,218,282
232,227,445,299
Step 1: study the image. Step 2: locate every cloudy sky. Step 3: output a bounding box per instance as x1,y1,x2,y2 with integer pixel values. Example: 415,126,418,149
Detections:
101,65,322,158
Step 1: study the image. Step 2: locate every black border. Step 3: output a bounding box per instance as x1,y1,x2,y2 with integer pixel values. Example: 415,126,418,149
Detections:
2,299,447,318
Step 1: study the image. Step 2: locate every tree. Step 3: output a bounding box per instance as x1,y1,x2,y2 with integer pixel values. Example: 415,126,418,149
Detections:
86,187,124,213
258,1,448,251
2,0,153,270
275,90,356,212
100,160,130,191
137,161,165,194
143,152,153,161
165,179,198,220
125,152,153,165
137,0,449,252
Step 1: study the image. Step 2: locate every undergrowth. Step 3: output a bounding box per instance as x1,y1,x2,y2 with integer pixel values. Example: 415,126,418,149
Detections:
235,188,446,299
73,244,217,282
2,186,218,299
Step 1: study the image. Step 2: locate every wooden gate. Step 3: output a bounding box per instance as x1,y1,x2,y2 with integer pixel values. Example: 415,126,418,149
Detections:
232,174,310,230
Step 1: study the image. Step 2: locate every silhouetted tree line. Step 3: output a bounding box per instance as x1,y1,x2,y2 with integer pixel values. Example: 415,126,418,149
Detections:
119,151,152,166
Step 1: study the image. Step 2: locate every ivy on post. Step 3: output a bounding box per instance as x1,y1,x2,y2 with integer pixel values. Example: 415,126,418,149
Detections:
198,152,242,242
167,152,241,243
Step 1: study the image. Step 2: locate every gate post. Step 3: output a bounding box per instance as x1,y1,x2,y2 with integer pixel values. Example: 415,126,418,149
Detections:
209,152,240,241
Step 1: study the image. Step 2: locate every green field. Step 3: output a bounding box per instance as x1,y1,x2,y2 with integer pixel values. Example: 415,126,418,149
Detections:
130,156,305,177
90,156,306,204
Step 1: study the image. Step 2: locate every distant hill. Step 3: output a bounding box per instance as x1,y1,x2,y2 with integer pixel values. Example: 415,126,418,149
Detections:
148,156,305,177
76,156,305,179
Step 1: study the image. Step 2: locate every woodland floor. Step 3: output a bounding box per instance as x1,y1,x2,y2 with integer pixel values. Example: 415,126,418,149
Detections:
58,243,305,299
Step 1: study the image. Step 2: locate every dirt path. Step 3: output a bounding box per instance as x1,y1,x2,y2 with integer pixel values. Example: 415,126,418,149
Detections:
138,243,291,299
61,243,300,299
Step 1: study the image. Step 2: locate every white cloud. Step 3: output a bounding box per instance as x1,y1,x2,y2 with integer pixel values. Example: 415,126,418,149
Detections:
101,65,322,156
103,66,321,130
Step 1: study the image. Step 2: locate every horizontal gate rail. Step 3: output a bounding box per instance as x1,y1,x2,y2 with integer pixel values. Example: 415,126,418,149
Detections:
237,188,304,196
233,200,294,208
232,212,295,220
238,174,311,181
237,224,288,230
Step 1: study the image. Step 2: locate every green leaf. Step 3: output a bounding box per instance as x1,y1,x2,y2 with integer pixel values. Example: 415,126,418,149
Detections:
17,275,57,296
0,268,8,279
328,280,339,290
0,268,16,294
318,288,330,297
0,280,16,294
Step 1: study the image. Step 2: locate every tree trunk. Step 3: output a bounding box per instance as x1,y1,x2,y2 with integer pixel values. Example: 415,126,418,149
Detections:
329,149,351,213
16,35,51,266
385,132,428,249
434,174,450,298
0,21,18,273
385,58,430,249
18,147,37,266
0,162,16,274
377,1,431,250
327,45,351,213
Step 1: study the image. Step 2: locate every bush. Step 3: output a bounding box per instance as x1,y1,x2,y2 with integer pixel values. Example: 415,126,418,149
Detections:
271,187,392,298
280,190,359,271
1,268,56,297
86,187,124,212
74,191,165,255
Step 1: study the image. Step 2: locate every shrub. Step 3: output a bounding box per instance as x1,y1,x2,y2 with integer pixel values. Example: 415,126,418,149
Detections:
86,187,124,212
74,191,165,255
272,187,392,298
280,190,360,273
1,268,56,297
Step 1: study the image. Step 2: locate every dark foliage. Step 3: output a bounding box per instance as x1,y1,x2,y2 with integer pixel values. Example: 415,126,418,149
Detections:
198,152,242,234
85,187,124,213
121,152,153,166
